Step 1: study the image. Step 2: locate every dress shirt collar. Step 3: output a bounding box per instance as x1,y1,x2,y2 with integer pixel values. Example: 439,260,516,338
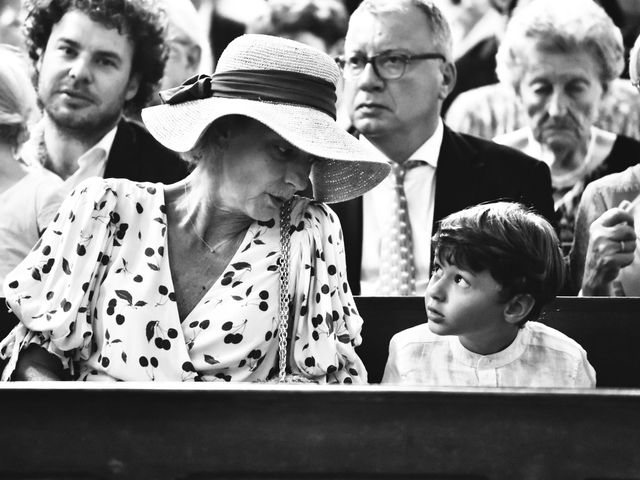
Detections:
78,125,118,168
448,323,530,369
360,118,443,169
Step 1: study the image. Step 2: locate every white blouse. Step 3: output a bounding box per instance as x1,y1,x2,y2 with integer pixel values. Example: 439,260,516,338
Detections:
1,178,366,383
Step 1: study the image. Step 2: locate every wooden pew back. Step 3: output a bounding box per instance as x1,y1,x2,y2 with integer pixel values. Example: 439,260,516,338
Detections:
355,296,640,386
2,384,640,480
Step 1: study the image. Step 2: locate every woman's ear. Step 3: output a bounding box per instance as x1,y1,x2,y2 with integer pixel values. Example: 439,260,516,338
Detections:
503,293,535,325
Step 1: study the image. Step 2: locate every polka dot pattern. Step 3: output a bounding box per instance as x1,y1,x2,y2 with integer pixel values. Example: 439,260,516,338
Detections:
1,178,366,383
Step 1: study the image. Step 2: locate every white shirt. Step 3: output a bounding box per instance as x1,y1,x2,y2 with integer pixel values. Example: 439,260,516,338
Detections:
382,322,596,388
59,126,117,197
360,120,443,296
21,122,118,198
0,165,64,285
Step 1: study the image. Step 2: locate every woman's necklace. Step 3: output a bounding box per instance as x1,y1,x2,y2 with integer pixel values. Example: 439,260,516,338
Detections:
184,184,241,255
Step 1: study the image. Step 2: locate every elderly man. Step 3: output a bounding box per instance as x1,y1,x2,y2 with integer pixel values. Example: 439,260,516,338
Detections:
21,0,188,189
332,0,554,296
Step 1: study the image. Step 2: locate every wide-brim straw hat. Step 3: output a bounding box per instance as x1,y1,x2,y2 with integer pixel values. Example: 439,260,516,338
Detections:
142,34,390,203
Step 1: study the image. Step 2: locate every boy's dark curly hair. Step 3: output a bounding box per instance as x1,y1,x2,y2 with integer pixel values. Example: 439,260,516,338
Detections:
433,202,566,326
23,0,168,114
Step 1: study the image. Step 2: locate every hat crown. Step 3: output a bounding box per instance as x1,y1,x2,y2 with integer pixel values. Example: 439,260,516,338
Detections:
215,34,340,86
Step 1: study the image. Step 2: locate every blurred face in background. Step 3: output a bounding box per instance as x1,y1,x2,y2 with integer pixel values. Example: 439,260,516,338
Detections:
0,0,25,51
517,44,604,159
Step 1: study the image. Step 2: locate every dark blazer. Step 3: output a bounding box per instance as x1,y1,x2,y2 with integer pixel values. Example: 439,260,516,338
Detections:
442,36,499,115
331,125,555,294
103,118,190,184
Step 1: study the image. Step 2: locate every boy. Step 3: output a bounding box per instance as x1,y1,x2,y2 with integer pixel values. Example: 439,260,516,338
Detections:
382,202,596,387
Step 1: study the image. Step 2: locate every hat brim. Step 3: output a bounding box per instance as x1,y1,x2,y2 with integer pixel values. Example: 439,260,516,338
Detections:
141,97,390,203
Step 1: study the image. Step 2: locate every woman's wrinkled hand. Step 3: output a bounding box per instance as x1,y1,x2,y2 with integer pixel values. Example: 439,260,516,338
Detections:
581,204,637,296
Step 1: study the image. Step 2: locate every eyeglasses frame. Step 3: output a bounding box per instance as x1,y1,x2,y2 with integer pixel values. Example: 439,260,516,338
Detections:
335,51,447,80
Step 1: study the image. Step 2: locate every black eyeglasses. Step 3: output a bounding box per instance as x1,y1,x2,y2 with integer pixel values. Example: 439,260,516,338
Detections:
335,51,446,80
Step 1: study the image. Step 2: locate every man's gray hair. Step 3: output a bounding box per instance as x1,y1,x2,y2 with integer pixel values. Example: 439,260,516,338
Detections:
496,0,624,92
352,0,452,61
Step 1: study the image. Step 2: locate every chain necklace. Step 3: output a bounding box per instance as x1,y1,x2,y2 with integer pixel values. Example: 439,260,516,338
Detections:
184,184,239,254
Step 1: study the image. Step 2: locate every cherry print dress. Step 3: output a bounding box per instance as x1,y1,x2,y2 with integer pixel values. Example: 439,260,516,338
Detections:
0,178,366,383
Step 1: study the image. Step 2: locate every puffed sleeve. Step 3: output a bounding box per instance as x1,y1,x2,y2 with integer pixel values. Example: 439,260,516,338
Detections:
288,200,367,384
1,178,119,379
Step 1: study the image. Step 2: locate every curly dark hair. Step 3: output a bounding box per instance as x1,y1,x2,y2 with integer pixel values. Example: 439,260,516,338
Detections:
247,0,348,53
23,0,168,114
433,202,566,326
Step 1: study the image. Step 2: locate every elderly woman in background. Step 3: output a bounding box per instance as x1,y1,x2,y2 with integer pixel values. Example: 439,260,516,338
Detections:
0,46,62,338
493,0,640,252
0,34,389,382
570,34,640,296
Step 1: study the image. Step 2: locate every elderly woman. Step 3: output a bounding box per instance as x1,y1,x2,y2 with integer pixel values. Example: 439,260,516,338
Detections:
0,34,389,382
0,46,63,337
569,34,640,296
493,0,640,251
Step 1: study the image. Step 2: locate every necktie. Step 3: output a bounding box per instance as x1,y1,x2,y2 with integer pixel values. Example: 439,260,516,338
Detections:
378,160,421,296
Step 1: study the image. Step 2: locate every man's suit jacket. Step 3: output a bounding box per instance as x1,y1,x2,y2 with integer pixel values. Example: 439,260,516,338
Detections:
104,118,190,184
331,125,555,294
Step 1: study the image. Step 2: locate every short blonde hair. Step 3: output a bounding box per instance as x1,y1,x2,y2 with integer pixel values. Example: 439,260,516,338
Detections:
496,0,624,92
0,45,38,148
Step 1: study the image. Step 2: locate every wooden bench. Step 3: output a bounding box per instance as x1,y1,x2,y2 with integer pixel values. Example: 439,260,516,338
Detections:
355,296,640,386
2,384,640,479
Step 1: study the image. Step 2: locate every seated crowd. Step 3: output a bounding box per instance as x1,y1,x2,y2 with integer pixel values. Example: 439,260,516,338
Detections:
0,0,638,387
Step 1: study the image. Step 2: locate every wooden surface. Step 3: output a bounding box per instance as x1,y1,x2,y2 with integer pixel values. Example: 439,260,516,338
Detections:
355,296,640,386
1,384,640,479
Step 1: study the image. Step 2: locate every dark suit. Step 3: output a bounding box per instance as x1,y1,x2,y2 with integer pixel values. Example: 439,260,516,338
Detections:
331,125,555,294
104,118,190,183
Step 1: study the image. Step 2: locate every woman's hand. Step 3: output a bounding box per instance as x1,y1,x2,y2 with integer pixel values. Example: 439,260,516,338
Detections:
581,205,637,296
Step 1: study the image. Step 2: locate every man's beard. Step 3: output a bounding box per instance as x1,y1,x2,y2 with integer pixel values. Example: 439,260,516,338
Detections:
45,101,122,143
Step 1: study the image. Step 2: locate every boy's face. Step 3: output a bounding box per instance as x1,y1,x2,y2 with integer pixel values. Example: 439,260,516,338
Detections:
425,258,518,355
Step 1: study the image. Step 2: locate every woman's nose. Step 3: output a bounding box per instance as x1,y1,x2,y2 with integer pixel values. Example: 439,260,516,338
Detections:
547,91,570,118
285,158,312,192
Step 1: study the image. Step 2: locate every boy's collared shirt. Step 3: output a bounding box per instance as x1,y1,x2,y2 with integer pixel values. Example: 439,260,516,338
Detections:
382,321,596,388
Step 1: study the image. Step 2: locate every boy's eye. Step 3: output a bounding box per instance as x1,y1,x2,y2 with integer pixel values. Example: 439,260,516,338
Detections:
454,274,470,288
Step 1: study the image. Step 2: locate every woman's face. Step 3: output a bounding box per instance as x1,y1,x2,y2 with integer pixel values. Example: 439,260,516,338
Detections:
517,44,605,156
210,119,316,221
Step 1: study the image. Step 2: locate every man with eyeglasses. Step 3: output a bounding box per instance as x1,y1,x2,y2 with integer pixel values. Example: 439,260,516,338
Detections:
331,0,555,296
